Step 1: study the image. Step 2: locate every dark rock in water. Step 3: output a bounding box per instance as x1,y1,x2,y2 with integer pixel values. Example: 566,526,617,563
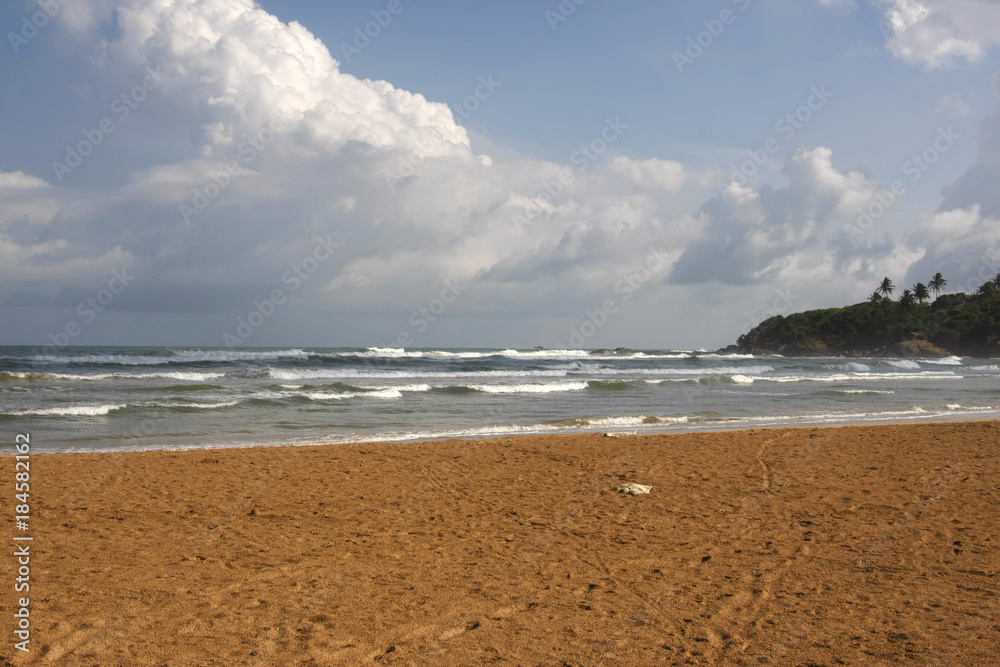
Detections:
590,347,639,355
532,346,545,350
590,348,611,355
891,339,951,358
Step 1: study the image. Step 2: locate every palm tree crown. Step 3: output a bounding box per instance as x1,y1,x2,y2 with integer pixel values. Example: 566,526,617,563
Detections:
913,282,929,304
878,277,895,298
929,273,947,297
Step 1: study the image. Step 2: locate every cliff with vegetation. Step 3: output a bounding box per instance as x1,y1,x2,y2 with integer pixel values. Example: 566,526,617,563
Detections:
732,275,1000,358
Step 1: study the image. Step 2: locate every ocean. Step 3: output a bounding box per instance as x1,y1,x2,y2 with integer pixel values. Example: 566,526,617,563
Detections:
1,346,998,453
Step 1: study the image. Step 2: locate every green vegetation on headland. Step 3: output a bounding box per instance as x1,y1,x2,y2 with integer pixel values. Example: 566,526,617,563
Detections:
730,273,1000,358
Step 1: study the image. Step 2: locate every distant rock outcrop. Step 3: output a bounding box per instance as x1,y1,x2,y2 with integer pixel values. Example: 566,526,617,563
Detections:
891,340,951,358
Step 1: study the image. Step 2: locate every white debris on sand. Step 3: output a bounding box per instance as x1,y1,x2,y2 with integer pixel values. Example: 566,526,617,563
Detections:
618,483,652,495
605,431,637,438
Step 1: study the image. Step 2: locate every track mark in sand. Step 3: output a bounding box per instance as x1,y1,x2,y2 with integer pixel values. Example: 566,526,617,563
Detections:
362,644,397,663
43,620,107,662
706,542,807,663
439,620,481,641
756,433,789,494
489,602,535,619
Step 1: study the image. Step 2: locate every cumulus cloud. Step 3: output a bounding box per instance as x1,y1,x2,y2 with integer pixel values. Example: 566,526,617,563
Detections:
0,0,955,347
875,0,1000,69
1,0,719,333
939,107,1000,217
905,205,1000,288
669,147,898,286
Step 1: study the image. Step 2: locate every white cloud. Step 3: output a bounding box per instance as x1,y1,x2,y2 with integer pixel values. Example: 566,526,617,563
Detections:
670,147,894,286
64,0,471,161
906,205,1000,289
608,156,686,192
875,0,1000,68
0,171,51,190
0,0,950,347
936,93,972,118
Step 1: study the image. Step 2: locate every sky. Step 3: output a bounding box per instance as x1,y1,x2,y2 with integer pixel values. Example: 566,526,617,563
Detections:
1,0,999,350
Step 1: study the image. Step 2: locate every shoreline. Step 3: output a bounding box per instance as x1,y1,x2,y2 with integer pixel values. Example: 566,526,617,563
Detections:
14,412,1000,455
4,420,999,664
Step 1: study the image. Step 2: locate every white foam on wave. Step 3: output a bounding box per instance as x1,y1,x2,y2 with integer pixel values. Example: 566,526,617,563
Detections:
340,347,414,358
151,400,239,410
5,403,126,417
885,359,921,370
0,370,224,382
575,415,689,427
24,349,309,366
327,348,688,361
922,356,963,365
313,422,567,445
729,375,755,385
357,384,432,392
843,362,871,372
302,388,403,401
695,353,756,359
467,381,590,394
268,368,570,381
671,365,775,376
588,365,775,378
753,371,958,383
499,348,590,358
140,371,226,382
836,389,895,395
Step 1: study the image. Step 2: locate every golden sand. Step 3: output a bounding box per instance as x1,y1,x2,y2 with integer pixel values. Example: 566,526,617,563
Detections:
4,421,999,665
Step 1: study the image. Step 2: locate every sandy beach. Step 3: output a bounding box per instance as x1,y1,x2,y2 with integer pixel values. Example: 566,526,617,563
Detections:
3,420,999,665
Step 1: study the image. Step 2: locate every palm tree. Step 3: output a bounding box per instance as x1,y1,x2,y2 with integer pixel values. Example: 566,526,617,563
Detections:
878,277,895,299
913,282,929,304
994,273,1000,291
876,278,895,316
977,282,996,296
929,273,947,298
875,277,896,298
869,291,881,307
899,289,916,307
